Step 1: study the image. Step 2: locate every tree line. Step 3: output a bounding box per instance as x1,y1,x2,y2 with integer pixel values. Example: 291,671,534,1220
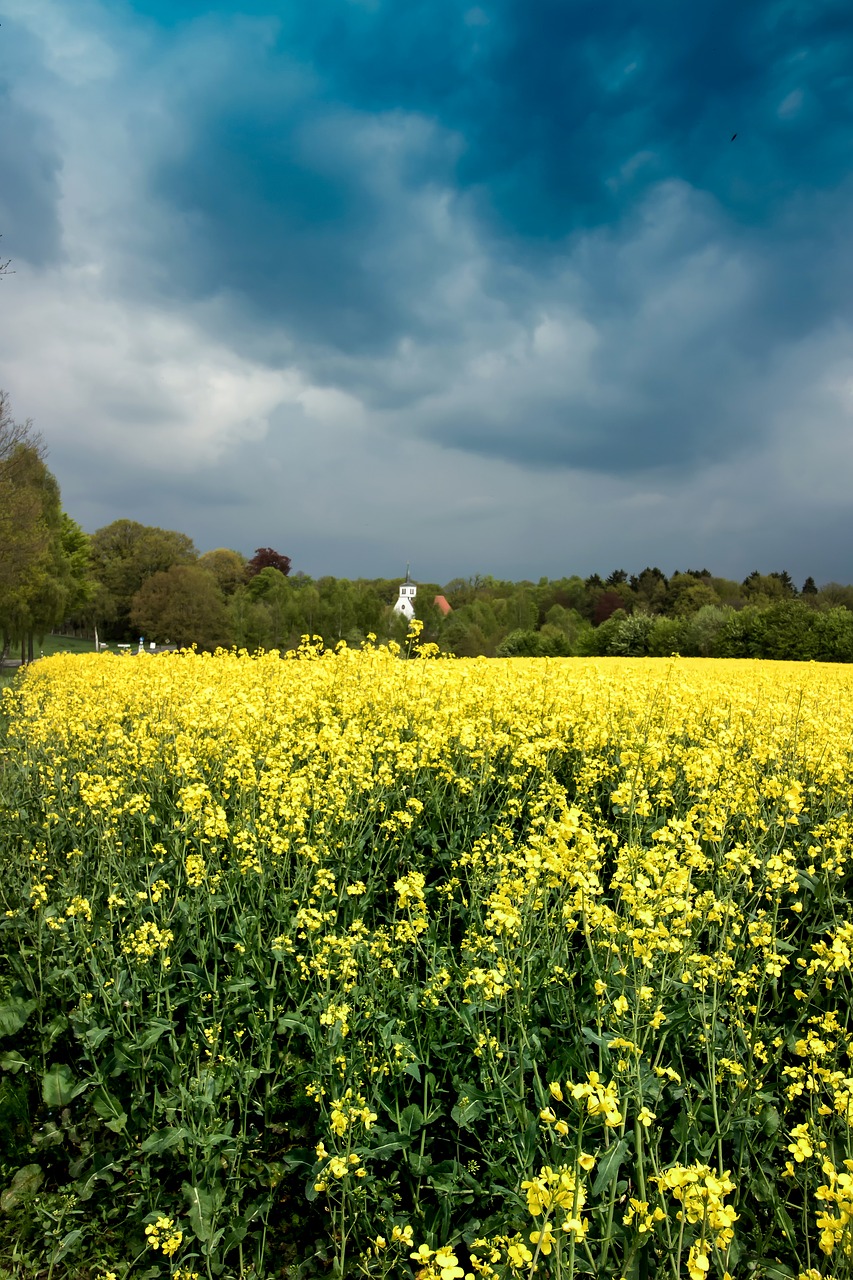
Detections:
4,392,853,662
0,395,93,663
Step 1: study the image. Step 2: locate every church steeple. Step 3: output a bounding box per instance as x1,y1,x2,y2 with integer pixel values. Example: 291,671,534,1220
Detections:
393,566,417,620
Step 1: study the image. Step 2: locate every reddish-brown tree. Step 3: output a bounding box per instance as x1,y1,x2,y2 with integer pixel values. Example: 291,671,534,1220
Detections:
245,548,292,579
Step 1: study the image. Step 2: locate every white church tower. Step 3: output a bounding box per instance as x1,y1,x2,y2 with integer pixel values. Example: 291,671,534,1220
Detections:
393,566,417,621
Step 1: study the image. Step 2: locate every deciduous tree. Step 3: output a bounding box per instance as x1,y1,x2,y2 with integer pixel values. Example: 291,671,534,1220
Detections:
245,547,291,579
130,565,232,651
91,520,198,638
0,403,72,660
199,548,247,595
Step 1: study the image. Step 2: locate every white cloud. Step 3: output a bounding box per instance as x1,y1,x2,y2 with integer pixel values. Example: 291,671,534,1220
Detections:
0,264,299,469
3,0,119,85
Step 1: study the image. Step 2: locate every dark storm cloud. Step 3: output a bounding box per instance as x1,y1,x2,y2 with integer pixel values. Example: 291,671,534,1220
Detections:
146,0,853,241
122,0,853,474
4,0,853,583
0,23,63,266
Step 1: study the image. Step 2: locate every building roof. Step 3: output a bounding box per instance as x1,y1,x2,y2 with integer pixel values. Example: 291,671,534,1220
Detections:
433,594,452,616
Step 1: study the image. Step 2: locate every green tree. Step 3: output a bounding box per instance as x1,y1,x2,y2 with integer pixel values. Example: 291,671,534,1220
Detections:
0,396,48,654
682,605,732,657
91,520,198,638
544,604,587,648
351,582,386,638
59,514,97,620
0,438,70,661
812,608,853,662
816,583,853,611
666,573,721,616
630,567,669,613
494,588,538,633
315,577,358,645
199,548,248,595
229,587,273,651
741,571,788,604
588,608,628,654
647,616,690,656
714,607,766,659
538,576,588,616
496,629,543,657
245,567,304,649
606,613,656,656
755,600,820,661
130,565,232,650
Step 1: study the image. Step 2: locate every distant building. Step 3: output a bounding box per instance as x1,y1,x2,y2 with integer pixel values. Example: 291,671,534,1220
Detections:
433,594,452,617
393,568,418,621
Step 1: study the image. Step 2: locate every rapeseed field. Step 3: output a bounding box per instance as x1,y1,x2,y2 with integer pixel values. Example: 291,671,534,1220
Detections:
1,636,853,1280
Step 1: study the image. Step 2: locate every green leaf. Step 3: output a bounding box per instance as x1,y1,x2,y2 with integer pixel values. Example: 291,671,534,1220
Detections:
45,1014,69,1047
428,1160,474,1194
31,1121,64,1149
92,1088,127,1134
84,1025,111,1048
0,1051,28,1074
139,1018,172,1049
367,1137,410,1160
221,1223,248,1251
75,1157,119,1201
775,1200,797,1245
183,1181,217,1243
140,1126,190,1154
0,997,37,1038
761,1104,781,1136
42,1064,87,1109
399,1104,425,1135
592,1137,630,1197
451,1096,484,1129
277,1015,311,1035
49,1227,84,1264
0,1164,43,1212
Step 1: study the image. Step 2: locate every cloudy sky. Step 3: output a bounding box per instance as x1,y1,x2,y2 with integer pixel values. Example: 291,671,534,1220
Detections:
2,0,852,583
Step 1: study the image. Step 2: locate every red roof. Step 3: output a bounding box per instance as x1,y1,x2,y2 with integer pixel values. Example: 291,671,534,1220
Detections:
433,594,452,616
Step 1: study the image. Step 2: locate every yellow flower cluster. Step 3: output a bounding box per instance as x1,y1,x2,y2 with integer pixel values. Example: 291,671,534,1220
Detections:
313,1150,363,1191
327,1087,377,1138
811,1157,853,1258
120,920,174,964
8,646,853,1275
521,1164,589,1239
543,1073,622,1130
144,1215,183,1256
654,1165,738,1277
410,1242,468,1280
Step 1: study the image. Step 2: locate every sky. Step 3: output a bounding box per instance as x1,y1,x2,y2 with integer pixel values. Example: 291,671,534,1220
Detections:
1,0,853,585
